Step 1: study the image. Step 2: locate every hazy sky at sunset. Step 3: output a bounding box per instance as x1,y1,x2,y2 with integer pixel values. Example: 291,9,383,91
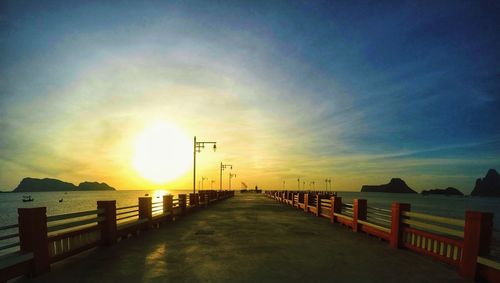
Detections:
1,1,499,193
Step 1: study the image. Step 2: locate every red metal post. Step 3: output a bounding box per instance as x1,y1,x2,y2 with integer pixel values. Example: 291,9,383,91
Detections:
304,193,309,213
353,199,367,232
163,195,173,216
204,193,209,207
178,194,187,215
330,196,342,223
390,203,411,248
298,193,304,209
18,207,50,275
189,193,197,207
315,194,321,216
97,200,117,245
459,211,493,280
138,197,152,229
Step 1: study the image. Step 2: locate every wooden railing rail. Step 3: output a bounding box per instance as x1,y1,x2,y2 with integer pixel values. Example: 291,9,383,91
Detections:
47,217,105,233
0,224,19,231
116,204,138,211
402,211,465,227
46,209,104,223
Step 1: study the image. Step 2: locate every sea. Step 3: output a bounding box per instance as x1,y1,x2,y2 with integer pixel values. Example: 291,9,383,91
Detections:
0,190,499,257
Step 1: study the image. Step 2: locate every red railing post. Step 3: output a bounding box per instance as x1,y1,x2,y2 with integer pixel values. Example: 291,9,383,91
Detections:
304,193,309,212
138,197,152,229
330,196,342,224
353,199,367,232
390,203,411,248
97,200,116,245
459,211,493,280
189,193,197,208
163,195,173,217
178,194,187,215
18,207,50,275
315,194,321,216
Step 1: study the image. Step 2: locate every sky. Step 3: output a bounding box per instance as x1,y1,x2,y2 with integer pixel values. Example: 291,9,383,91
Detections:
0,1,499,193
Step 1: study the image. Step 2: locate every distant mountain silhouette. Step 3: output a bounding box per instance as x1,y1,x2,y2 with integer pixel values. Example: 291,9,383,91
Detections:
470,169,500,197
78,181,115,191
361,178,417,194
13,177,116,192
421,187,463,196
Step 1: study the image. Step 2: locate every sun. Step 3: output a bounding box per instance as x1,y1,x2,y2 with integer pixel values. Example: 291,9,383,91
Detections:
133,123,191,184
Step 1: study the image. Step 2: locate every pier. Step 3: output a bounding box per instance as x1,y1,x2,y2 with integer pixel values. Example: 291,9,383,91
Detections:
1,192,499,282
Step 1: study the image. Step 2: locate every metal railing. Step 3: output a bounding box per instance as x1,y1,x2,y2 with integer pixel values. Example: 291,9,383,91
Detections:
401,211,464,238
0,223,20,253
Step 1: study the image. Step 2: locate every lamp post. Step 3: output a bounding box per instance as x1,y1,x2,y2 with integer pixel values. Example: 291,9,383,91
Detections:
297,178,300,190
201,177,208,190
310,181,315,191
325,178,332,191
229,173,236,190
283,180,286,190
303,181,306,191
211,180,215,190
220,162,233,191
193,136,217,194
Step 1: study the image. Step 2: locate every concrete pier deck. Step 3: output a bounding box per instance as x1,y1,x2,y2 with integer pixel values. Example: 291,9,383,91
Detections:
16,194,467,283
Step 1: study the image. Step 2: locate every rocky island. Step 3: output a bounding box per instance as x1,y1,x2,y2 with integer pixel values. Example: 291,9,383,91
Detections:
361,178,417,194
421,187,464,196
470,169,500,197
13,177,116,192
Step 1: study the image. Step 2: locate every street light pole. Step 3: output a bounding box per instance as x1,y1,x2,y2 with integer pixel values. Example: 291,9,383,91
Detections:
193,136,217,194
325,178,332,191
211,180,215,190
283,180,286,190
229,173,236,190
220,162,233,191
201,177,207,190
297,178,300,190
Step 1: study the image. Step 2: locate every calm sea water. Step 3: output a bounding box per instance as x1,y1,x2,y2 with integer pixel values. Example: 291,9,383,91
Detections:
0,189,193,226
0,190,499,256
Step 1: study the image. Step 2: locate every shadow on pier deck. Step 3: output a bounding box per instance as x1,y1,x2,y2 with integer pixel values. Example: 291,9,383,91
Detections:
16,194,466,283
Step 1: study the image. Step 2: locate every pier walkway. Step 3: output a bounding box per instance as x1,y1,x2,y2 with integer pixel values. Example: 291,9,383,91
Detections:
16,194,466,283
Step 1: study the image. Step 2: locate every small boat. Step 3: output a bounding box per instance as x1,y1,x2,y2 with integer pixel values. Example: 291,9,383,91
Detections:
144,193,149,196
22,195,34,202
59,198,63,203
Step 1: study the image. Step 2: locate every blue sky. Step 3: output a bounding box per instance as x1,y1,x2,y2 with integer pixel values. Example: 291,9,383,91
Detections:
0,1,499,192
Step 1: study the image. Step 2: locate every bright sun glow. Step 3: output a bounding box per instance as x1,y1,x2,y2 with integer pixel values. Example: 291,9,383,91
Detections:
133,123,191,184
153,189,169,200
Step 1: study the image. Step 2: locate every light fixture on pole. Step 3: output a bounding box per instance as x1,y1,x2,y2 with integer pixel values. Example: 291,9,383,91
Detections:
283,180,286,190
201,177,208,190
220,162,233,191
325,178,332,191
310,181,315,191
229,173,236,190
297,178,300,190
193,136,217,194
211,180,215,190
